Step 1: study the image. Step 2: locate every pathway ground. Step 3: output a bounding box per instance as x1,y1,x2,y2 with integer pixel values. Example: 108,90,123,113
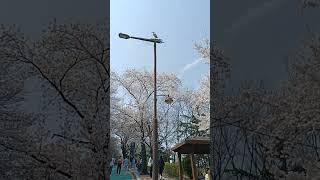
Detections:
110,166,132,180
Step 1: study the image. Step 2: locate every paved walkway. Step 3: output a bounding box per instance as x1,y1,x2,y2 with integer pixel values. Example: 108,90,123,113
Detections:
139,175,175,180
110,166,132,180
140,175,152,180
110,166,173,180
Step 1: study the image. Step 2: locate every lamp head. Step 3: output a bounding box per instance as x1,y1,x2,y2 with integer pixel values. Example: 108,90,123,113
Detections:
119,33,130,39
164,95,173,104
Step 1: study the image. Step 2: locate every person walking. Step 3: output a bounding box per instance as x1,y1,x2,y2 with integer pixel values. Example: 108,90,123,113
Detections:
147,157,153,178
205,168,211,180
131,157,136,169
159,156,165,179
129,157,133,169
109,157,115,175
136,158,141,171
116,156,123,175
124,157,129,171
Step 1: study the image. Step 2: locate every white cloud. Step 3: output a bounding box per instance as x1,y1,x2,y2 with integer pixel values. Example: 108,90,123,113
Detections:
178,58,204,78
225,0,288,34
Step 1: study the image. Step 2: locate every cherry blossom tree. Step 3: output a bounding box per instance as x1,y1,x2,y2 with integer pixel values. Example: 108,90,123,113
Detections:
0,21,110,180
194,38,231,179
202,17,320,179
0,44,44,179
112,69,181,174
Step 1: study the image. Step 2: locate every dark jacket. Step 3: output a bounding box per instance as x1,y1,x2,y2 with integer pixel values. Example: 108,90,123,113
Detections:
159,159,165,170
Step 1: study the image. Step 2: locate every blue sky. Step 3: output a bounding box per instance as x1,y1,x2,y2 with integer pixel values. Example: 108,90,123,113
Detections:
111,0,210,89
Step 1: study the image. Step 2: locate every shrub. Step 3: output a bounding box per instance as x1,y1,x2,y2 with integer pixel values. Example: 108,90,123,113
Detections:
164,162,179,178
182,156,192,178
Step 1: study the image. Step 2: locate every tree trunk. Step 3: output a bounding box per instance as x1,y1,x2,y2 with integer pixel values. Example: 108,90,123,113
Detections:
121,142,128,159
141,140,148,174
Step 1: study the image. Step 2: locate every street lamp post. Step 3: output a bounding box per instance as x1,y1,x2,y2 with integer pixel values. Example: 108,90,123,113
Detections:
119,32,165,180
152,37,159,180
